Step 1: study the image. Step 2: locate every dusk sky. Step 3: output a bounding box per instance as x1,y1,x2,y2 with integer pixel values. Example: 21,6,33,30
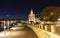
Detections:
0,0,60,19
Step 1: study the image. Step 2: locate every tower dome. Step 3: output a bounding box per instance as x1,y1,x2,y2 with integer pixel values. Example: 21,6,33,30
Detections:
30,9,34,14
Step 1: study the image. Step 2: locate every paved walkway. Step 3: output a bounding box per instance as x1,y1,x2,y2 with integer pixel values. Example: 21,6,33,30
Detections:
0,26,38,38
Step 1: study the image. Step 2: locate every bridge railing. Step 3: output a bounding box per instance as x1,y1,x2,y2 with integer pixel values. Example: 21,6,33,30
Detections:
28,24,60,38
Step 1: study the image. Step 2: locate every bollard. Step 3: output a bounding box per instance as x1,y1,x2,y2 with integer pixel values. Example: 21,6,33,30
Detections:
41,25,43,29
37,24,39,28
39,25,40,29
39,24,41,29
51,25,55,33
45,25,48,31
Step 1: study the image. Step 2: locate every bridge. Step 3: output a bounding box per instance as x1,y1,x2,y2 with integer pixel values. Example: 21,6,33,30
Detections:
27,24,60,38
0,20,60,38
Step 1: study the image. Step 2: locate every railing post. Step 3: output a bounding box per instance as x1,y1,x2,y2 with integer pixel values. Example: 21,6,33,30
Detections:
45,25,48,31
35,25,36,27
38,24,39,28
39,25,41,29
41,25,43,29
51,25,55,33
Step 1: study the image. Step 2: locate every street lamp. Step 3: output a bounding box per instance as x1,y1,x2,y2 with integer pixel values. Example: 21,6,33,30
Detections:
6,15,10,30
4,20,6,34
58,18,60,21
7,19,9,30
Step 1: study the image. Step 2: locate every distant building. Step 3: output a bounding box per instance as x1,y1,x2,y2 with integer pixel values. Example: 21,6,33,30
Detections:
0,16,22,28
28,9,40,24
0,19,17,28
29,9,36,24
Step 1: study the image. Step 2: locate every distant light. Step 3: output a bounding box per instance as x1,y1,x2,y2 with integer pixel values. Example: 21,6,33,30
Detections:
11,21,14,23
4,26,6,29
40,21,44,24
58,18,60,21
10,27,17,30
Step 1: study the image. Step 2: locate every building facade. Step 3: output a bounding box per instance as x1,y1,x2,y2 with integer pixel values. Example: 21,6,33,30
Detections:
29,9,36,24
29,9,40,24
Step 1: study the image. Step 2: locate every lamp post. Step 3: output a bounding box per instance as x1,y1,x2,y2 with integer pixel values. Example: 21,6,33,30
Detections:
6,15,10,30
7,19,9,30
4,20,6,34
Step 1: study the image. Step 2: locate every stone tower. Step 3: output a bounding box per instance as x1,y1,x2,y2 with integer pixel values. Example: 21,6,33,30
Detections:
29,9,36,24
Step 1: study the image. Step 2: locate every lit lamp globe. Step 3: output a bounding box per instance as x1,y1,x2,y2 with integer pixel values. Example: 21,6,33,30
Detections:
58,18,60,21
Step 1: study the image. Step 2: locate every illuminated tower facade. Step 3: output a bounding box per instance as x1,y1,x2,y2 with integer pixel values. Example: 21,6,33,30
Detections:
29,9,36,24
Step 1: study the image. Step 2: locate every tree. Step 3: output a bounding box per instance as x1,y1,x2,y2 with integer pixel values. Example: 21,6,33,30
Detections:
49,12,56,22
